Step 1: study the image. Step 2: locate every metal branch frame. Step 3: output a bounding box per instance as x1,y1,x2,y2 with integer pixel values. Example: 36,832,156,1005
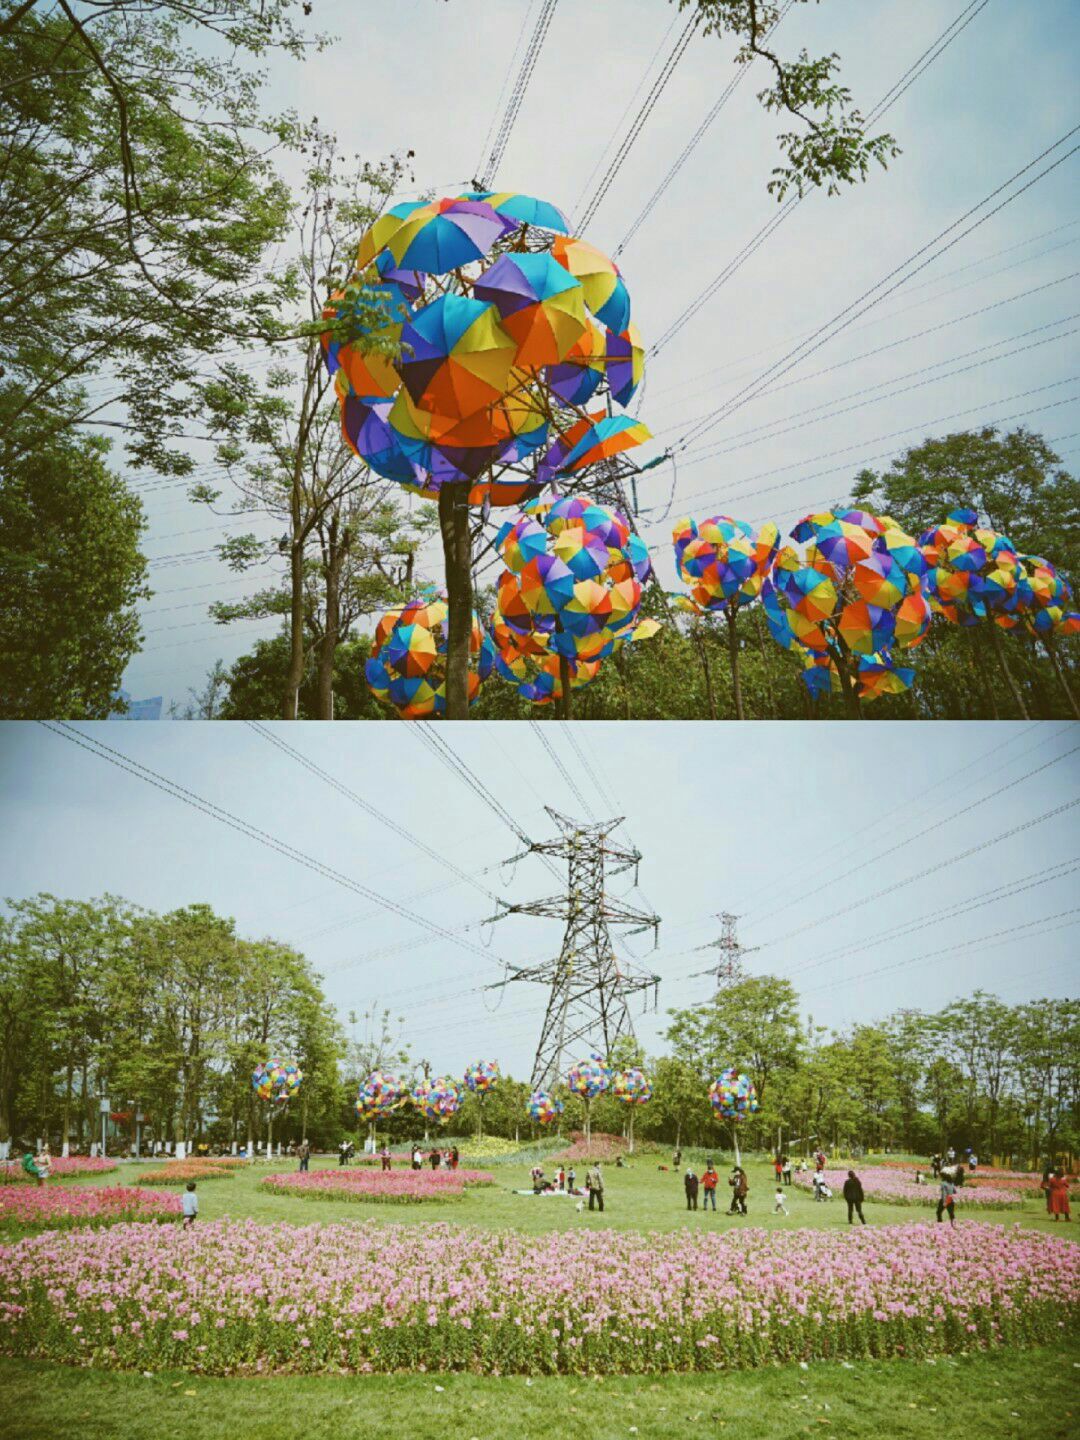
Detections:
488,807,660,1090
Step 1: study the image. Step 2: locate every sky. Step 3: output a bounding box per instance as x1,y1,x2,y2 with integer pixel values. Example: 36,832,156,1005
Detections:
117,0,1080,710
2,719,1077,1077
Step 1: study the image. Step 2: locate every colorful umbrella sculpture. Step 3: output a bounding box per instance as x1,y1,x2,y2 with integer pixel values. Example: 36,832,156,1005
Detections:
252,1059,302,1105
565,1054,612,1102
365,593,495,718
463,1060,501,1096
527,1089,563,1126
354,1071,408,1123
919,509,1023,627
411,1075,464,1127
762,508,930,711
708,1069,759,1122
611,1067,652,1106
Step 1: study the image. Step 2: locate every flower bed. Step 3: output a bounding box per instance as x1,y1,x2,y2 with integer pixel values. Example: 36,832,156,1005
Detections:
0,1220,1076,1375
548,1131,627,1164
0,1156,118,1183
0,1185,181,1231
261,1168,494,1205
793,1167,1023,1209
135,1163,235,1186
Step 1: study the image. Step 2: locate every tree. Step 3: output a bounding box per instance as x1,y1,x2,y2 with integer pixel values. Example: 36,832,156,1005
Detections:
202,631,383,720
0,428,148,717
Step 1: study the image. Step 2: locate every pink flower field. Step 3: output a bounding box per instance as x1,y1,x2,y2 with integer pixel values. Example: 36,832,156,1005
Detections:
262,1168,495,1204
0,1185,181,1231
0,1219,1076,1375
0,1156,118,1183
794,1168,1025,1208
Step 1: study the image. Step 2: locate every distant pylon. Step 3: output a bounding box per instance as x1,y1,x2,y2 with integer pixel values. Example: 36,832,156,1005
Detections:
486,808,660,1090
692,912,758,996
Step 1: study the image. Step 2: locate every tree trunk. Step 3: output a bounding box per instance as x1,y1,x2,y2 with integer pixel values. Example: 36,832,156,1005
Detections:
61,1062,73,1158
282,539,306,719
726,608,745,719
831,641,863,720
558,652,573,719
753,607,777,718
694,623,717,720
317,579,340,722
439,485,474,720
1043,635,1080,719
987,620,1029,719
627,1107,635,1154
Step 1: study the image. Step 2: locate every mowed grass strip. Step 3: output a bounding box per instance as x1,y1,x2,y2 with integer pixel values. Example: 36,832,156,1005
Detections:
0,1341,1076,1440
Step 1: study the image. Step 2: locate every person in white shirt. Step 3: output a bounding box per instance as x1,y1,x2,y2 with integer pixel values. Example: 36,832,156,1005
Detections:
181,1182,198,1227
773,1187,789,1216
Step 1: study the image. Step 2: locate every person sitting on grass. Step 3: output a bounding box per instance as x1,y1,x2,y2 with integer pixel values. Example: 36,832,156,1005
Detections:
181,1181,198,1228
701,1159,719,1212
843,1169,867,1225
684,1167,699,1211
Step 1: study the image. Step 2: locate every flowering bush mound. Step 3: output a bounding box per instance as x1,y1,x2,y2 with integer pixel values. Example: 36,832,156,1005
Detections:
0,1185,181,1231
262,1169,495,1205
135,1163,235,1186
0,1156,118,1183
794,1167,1024,1209
0,1220,1076,1375
549,1131,628,1164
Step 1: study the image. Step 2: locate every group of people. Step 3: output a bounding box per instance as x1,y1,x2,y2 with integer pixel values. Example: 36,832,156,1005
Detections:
683,1161,751,1215
528,1163,606,1209
410,1145,459,1171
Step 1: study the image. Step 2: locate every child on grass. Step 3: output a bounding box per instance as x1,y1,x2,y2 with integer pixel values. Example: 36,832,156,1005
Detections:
181,1181,198,1227
773,1187,788,1216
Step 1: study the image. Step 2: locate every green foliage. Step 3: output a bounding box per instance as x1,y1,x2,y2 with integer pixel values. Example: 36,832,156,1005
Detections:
677,1,900,202
0,426,148,717
195,630,385,719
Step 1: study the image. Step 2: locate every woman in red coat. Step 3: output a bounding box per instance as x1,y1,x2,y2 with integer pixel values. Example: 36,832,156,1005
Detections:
1047,1170,1072,1221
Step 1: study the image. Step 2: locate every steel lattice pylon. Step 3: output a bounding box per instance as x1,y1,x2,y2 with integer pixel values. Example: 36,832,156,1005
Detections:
488,807,660,1091
691,911,758,996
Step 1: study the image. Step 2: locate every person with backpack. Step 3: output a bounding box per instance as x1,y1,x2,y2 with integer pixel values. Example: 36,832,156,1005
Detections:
842,1169,866,1224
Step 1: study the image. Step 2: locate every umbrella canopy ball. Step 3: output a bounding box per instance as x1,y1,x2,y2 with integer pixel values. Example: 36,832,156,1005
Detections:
365,594,495,719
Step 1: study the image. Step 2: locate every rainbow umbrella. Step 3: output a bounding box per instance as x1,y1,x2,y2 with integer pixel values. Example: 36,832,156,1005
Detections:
385,197,514,274
604,323,645,407
540,413,651,480
551,235,630,331
544,320,607,405
397,294,518,421
340,395,423,486
473,251,587,368
459,190,570,233
353,199,429,269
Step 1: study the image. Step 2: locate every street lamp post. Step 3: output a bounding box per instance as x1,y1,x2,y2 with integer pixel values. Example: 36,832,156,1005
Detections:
99,1097,110,1159
135,1110,144,1160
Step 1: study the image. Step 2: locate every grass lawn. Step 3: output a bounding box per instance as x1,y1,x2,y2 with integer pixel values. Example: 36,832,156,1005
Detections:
34,1151,1076,1238
1,1342,1077,1440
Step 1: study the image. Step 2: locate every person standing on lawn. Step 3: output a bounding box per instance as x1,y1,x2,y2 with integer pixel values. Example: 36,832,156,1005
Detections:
701,1159,719,1212
1047,1169,1072,1221
684,1166,699,1210
773,1186,789,1216
181,1181,198,1228
843,1170,866,1224
298,1140,311,1172
586,1164,605,1212
937,1174,957,1225
379,1145,392,1172
729,1166,748,1215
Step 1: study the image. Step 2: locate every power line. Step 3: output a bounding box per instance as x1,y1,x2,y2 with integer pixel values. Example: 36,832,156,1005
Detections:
574,9,702,235
529,721,596,820
36,722,511,969
615,0,794,257
677,126,1080,452
479,0,560,188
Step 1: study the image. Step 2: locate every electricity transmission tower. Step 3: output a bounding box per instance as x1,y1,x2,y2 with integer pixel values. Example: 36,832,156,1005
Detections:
691,912,758,996
487,808,661,1091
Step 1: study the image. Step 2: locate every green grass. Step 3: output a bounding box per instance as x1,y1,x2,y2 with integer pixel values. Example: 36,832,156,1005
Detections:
24,1151,1074,1239
1,1342,1077,1440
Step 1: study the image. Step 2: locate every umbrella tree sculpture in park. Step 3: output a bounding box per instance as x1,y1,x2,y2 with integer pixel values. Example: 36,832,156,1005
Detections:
611,1065,651,1153
566,1053,611,1147
251,1058,302,1158
762,508,931,718
322,192,653,717
919,508,1031,719
493,496,658,717
997,552,1080,720
671,514,781,719
355,1070,408,1143
411,1075,464,1128
365,593,495,717
527,1087,563,1128
708,1068,758,1167
463,1059,500,1139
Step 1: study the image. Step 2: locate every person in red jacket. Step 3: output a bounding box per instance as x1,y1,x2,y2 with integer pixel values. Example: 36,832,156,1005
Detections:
701,1159,719,1212
1047,1169,1072,1221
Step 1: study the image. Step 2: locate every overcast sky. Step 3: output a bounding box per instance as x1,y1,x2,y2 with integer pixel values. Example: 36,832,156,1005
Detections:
2,720,1077,1075
119,0,1080,710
